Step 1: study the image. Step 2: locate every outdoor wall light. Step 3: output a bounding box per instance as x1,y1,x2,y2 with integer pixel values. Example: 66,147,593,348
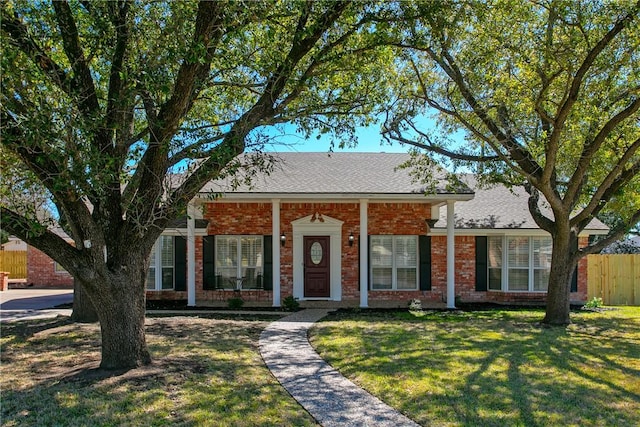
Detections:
348,232,355,247
280,233,286,247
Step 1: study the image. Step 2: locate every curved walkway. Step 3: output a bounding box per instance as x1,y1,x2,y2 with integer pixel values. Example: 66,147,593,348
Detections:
259,309,419,427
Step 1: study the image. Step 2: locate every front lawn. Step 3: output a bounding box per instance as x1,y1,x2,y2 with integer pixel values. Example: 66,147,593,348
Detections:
309,307,640,427
0,315,317,427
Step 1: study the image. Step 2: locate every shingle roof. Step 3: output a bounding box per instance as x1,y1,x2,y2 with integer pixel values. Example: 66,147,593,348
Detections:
201,152,472,195
199,152,607,232
434,175,609,231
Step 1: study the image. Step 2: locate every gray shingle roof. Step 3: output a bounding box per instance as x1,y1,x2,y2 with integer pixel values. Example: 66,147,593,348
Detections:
201,152,472,195
198,152,607,232
434,175,608,231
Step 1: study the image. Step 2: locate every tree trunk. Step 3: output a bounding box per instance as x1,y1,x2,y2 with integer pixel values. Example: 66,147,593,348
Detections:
71,278,99,323
543,232,577,326
89,268,151,369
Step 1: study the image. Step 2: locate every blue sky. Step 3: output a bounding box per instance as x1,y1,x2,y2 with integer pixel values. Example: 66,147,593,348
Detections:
263,122,409,153
262,115,467,154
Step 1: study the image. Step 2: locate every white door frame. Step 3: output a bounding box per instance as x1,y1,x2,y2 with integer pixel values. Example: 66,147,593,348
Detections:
291,214,343,301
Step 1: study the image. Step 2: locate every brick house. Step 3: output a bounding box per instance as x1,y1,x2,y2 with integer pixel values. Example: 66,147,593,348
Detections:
28,152,607,306
150,152,606,307
27,228,73,288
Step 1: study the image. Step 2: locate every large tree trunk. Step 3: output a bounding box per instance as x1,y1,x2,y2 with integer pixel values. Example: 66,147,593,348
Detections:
71,278,99,323
543,231,577,326
88,266,151,370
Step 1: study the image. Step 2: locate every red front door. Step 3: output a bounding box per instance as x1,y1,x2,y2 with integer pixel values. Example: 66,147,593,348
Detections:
304,236,330,297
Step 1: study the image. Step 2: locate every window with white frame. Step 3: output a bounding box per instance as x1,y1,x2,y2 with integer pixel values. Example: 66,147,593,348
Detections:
215,236,263,288
370,235,418,290
146,236,175,291
487,236,552,292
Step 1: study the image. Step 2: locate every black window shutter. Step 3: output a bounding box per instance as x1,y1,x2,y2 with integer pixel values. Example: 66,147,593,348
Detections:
571,237,578,292
263,235,273,291
419,235,432,291
475,236,488,291
174,236,187,291
203,236,216,290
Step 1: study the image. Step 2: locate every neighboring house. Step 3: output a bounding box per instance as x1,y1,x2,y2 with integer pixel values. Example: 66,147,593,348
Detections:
27,152,608,305
1,236,27,251
27,227,73,287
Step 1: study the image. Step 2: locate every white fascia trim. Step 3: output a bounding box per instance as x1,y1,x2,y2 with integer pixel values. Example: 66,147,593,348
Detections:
162,228,209,237
428,228,608,237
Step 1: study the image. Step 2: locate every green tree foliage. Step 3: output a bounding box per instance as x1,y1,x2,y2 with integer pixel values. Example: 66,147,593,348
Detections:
384,0,640,324
1,0,396,368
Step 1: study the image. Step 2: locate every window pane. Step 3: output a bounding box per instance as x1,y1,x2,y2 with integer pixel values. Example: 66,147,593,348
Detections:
241,237,262,267
533,237,552,268
397,268,417,289
161,267,174,290
160,236,173,267
146,267,156,290
534,270,549,291
371,237,393,266
372,268,392,289
395,236,417,267
508,269,529,290
488,236,502,268
149,243,157,268
216,237,238,268
242,267,259,287
508,237,529,267
488,268,502,290
218,268,236,284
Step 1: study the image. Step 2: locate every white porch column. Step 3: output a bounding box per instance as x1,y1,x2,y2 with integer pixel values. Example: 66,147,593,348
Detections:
187,203,196,307
272,199,281,307
446,200,456,309
359,199,368,308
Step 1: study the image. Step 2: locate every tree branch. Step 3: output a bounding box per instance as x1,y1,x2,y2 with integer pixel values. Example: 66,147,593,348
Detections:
524,183,556,233
160,1,351,220
572,138,640,227
52,0,100,116
549,6,637,156
565,97,640,205
382,121,500,162
0,5,70,95
580,208,640,256
575,158,640,232
0,207,83,275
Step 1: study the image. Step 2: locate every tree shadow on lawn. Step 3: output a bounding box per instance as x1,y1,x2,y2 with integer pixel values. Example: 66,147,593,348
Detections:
1,316,317,427
313,310,640,427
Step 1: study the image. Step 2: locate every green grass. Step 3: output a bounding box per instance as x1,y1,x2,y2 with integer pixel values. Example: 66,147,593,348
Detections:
1,315,317,427
309,307,640,427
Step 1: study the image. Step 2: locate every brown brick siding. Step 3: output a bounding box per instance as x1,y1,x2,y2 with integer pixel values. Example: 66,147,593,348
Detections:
430,235,589,305
281,202,362,301
27,246,74,288
29,200,587,306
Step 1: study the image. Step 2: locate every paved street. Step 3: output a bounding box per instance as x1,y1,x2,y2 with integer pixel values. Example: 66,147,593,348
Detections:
0,289,73,322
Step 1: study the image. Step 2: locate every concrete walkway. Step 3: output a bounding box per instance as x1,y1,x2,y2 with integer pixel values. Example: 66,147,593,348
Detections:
260,309,419,427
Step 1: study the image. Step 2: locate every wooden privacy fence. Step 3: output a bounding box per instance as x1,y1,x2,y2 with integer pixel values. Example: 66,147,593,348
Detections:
0,251,27,279
587,254,640,306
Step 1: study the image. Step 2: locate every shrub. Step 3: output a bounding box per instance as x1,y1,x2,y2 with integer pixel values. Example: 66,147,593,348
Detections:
282,295,300,311
408,299,423,311
227,297,244,309
584,297,604,309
